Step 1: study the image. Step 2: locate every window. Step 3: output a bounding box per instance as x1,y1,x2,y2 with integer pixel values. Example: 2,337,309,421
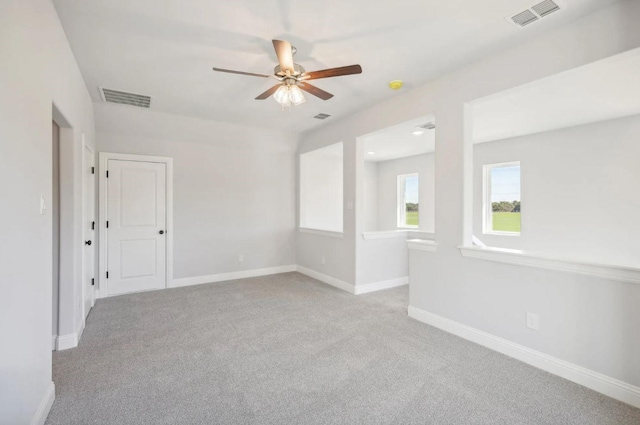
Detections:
299,142,344,232
483,162,521,235
397,173,419,228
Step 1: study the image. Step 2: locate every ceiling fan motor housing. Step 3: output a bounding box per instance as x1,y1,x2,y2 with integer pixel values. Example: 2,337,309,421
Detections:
274,63,306,77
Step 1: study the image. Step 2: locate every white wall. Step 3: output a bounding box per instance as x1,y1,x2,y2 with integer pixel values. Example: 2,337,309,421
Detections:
95,103,297,280
298,0,640,393
375,153,435,232
299,143,344,232
474,114,640,267
0,0,95,422
363,162,378,232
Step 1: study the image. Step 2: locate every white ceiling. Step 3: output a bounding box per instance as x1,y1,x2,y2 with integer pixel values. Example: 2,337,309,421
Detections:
53,0,620,134
363,115,435,162
472,48,640,143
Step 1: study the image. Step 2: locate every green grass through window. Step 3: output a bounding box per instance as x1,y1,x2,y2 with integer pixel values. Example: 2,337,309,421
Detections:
492,212,520,233
406,211,419,226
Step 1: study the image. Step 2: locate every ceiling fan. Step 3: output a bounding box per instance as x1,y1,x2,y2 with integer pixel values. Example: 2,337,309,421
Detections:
213,39,362,107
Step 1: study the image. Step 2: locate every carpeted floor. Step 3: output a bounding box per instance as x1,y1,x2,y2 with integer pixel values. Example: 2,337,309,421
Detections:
47,272,640,424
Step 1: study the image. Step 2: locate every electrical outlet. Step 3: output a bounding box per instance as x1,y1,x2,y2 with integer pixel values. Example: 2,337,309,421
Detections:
40,194,46,215
238,254,244,263
321,256,326,265
526,312,539,330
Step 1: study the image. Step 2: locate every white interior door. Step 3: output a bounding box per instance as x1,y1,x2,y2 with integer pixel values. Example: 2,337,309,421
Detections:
106,159,167,296
83,146,95,316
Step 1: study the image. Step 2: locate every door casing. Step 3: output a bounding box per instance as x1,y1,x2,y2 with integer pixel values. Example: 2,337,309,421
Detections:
98,152,173,298
82,141,95,315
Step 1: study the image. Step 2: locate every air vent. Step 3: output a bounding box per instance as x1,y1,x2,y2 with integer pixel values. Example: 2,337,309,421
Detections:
100,88,151,108
511,10,539,26
532,0,560,17
313,113,331,120
421,122,436,130
507,0,562,28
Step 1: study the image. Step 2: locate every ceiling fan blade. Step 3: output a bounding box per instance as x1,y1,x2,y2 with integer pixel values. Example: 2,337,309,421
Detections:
255,84,282,100
298,82,334,100
272,39,295,73
301,65,362,80
212,67,270,78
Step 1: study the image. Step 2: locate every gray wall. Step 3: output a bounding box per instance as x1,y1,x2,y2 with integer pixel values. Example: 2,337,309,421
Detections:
299,0,640,390
0,1,96,422
95,104,297,279
474,113,640,266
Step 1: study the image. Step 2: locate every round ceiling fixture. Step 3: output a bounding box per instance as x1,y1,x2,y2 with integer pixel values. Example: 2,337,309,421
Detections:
389,80,403,90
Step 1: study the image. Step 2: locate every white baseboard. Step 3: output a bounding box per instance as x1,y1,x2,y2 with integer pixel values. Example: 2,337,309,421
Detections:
170,265,297,288
408,306,640,408
354,276,408,295
295,265,355,294
56,332,78,351
31,381,55,425
76,318,85,341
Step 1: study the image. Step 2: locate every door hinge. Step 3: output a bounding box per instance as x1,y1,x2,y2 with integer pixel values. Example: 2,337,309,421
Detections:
106,170,109,178
91,278,95,286
91,221,95,230
106,220,109,228
91,166,95,174
106,271,109,279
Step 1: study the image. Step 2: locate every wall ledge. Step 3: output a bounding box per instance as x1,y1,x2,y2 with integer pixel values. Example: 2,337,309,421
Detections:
408,306,640,408
458,245,640,285
407,239,438,252
298,227,344,238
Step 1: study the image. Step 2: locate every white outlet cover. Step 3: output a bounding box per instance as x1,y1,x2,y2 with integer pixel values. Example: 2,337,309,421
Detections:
526,312,540,330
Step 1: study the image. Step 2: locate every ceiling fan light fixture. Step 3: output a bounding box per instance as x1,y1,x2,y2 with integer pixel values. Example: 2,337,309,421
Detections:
412,128,425,136
273,85,291,106
289,85,306,105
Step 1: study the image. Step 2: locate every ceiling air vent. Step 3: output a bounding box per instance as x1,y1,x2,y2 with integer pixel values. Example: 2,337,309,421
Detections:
313,113,331,120
532,0,560,17
507,0,562,28
100,88,151,108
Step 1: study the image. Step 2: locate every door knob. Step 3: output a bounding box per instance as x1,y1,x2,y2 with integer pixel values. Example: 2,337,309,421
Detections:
85,240,92,246
159,230,165,235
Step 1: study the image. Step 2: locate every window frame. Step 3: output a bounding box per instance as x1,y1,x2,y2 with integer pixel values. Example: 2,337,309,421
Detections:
397,173,419,230
482,161,521,236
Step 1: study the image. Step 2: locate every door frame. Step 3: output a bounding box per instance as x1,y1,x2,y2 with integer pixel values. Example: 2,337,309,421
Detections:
81,138,95,317
98,152,174,298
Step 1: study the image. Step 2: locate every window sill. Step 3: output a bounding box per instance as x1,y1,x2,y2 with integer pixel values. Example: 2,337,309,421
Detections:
298,227,344,239
483,231,521,237
407,239,438,252
458,245,640,285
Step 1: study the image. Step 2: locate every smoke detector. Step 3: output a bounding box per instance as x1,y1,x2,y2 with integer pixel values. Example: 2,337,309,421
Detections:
506,0,563,28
